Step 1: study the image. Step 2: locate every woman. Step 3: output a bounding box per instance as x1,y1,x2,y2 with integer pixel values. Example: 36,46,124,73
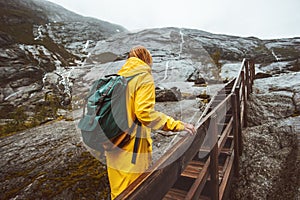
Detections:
105,45,196,199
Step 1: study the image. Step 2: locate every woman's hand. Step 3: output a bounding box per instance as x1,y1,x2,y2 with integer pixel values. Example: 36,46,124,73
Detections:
183,123,197,135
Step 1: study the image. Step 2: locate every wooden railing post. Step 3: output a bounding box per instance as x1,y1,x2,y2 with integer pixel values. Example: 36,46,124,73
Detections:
231,93,240,176
245,60,250,98
249,59,255,91
234,87,243,155
241,70,248,128
209,115,219,200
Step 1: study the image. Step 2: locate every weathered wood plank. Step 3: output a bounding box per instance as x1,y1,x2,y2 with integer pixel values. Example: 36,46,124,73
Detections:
218,118,233,155
219,152,235,200
164,188,187,200
231,93,240,177
185,158,210,200
181,160,205,179
209,116,219,200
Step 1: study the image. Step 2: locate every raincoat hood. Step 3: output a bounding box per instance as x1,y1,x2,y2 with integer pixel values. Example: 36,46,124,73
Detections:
118,57,151,76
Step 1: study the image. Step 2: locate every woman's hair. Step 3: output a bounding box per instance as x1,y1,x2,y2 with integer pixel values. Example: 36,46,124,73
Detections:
128,45,153,66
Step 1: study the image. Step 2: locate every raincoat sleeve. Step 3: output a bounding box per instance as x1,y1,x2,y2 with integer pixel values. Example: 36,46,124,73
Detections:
134,77,184,132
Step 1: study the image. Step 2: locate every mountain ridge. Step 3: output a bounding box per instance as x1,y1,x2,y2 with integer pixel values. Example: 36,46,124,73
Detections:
0,0,127,135
0,0,299,137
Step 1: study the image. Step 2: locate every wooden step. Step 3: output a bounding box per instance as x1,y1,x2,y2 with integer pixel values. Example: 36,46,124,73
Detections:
164,188,212,200
199,195,211,200
181,160,205,178
198,146,233,156
163,188,187,200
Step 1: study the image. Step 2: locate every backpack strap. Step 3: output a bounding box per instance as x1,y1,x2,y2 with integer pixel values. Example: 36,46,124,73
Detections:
125,73,145,164
131,119,142,164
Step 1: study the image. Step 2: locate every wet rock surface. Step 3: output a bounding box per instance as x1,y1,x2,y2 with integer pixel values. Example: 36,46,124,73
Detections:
0,0,126,129
0,120,109,199
231,62,300,200
232,118,299,200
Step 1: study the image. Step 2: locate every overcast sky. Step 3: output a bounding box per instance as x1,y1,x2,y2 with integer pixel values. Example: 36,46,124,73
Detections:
47,0,300,39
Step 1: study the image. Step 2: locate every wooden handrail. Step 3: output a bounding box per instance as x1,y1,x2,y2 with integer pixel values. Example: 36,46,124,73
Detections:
231,58,246,94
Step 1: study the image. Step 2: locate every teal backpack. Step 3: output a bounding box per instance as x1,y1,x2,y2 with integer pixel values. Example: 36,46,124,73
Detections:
78,74,141,164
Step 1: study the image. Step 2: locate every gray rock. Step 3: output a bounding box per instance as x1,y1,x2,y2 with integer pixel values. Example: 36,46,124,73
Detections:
231,70,300,199
247,92,295,126
254,72,272,79
0,120,109,199
155,87,182,102
247,72,300,127
232,118,299,200
0,0,127,124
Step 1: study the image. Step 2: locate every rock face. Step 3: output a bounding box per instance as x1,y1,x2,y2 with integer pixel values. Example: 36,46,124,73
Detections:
0,0,127,132
173,30,300,64
231,62,300,199
233,118,299,200
0,120,109,199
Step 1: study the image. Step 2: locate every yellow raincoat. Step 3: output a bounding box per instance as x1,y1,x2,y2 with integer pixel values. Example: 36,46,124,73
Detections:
106,57,185,199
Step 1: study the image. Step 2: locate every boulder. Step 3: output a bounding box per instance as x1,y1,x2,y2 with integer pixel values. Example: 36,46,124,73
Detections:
155,87,182,102
254,72,272,79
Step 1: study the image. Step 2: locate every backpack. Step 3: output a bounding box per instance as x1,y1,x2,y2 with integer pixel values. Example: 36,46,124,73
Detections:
78,74,141,164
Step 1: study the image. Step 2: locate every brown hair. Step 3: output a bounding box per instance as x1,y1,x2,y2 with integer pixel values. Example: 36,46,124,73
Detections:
128,45,153,66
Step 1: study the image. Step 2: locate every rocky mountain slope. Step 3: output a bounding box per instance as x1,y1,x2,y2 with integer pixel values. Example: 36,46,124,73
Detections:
0,0,127,134
0,0,300,199
1,1,300,136
220,61,300,199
